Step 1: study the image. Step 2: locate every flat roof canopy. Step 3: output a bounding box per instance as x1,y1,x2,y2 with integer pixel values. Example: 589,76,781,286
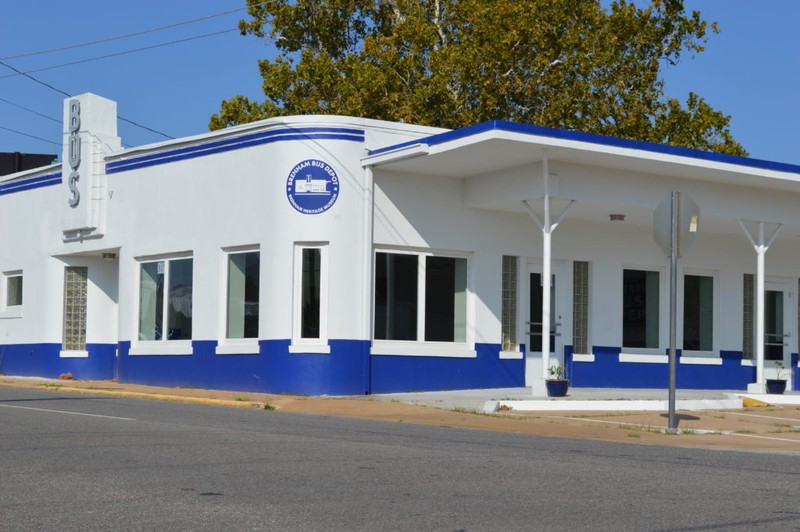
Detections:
362,121,800,238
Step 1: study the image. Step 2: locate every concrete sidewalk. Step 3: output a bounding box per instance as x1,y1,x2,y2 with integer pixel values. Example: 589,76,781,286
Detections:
370,386,800,413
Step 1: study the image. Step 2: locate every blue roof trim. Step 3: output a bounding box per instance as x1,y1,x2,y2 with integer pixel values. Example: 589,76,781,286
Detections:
368,120,800,175
0,172,62,196
107,127,365,174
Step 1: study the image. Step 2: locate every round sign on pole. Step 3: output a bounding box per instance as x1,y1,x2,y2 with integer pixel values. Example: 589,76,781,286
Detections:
286,159,340,214
653,191,699,258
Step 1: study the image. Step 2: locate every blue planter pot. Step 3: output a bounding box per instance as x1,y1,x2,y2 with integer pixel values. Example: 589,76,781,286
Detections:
546,379,569,397
766,379,786,395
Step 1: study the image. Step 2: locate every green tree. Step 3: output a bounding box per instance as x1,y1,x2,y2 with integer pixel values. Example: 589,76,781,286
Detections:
211,0,746,156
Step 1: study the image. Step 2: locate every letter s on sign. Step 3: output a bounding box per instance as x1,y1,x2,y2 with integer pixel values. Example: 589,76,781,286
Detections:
68,171,80,207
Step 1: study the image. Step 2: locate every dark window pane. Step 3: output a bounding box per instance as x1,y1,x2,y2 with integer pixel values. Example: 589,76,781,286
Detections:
167,259,193,340
301,249,320,339
623,269,659,348
374,253,418,340
425,257,466,342
683,275,713,351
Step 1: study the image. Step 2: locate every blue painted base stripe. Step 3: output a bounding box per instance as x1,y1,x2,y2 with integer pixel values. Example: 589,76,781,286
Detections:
0,343,115,380
370,343,524,393
569,347,757,390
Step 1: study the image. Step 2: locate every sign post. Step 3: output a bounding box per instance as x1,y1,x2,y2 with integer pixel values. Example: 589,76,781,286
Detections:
653,191,699,432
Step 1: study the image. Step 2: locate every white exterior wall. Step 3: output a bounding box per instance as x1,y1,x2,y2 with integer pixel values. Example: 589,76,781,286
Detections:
373,160,800,360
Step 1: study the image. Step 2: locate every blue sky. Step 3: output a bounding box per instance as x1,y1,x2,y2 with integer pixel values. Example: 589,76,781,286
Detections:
1,1,797,164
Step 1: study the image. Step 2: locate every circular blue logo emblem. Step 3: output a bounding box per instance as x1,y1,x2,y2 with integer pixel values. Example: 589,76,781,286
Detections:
286,159,340,214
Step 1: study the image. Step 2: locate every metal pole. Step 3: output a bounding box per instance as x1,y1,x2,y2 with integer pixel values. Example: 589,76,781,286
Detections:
541,153,551,385
668,191,678,432
756,222,765,387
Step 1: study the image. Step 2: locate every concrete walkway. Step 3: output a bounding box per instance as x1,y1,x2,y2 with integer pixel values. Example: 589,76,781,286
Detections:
370,386,800,413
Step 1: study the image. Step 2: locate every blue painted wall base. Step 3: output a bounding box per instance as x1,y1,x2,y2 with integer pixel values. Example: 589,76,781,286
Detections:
0,343,116,380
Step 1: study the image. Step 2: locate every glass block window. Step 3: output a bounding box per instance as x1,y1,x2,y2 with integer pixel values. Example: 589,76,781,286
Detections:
63,266,88,351
501,256,518,352
572,261,589,354
743,274,754,359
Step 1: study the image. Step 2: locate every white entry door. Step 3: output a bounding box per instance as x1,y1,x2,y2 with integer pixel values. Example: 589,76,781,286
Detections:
764,281,792,376
525,263,566,386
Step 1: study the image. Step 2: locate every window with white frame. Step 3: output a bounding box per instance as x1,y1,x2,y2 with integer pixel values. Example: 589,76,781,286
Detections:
139,258,193,341
226,251,260,339
623,269,659,349
683,274,713,351
5,271,22,308
291,244,328,350
374,251,467,343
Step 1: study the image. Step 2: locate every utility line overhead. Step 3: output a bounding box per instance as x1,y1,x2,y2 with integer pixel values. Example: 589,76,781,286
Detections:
0,125,60,146
0,61,174,140
0,29,238,80
0,3,265,61
0,97,61,123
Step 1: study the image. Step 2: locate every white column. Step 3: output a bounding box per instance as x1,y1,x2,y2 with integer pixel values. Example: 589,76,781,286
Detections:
522,152,575,396
756,223,765,387
541,155,552,384
739,220,782,393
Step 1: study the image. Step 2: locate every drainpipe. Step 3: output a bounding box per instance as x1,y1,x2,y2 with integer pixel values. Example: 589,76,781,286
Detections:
363,166,375,395
739,221,782,392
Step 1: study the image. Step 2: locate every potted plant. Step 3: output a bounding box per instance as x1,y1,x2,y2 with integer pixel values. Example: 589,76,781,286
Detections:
766,361,788,395
546,363,569,397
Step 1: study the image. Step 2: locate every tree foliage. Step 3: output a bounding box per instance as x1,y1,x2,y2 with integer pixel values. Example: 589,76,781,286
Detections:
211,0,746,156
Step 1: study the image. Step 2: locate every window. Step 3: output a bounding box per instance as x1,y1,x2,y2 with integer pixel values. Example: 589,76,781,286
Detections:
301,248,321,339
501,256,518,352
623,269,659,349
683,274,713,351
6,271,22,307
226,251,259,339
139,258,193,341
572,261,589,354
375,251,467,343
63,267,88,351
291,244,328,352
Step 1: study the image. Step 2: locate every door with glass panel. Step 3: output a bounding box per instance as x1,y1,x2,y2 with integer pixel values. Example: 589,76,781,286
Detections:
526,265,563,383
764,282,791,365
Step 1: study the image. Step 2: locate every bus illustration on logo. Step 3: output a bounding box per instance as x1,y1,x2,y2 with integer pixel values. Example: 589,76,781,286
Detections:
286,159,340,214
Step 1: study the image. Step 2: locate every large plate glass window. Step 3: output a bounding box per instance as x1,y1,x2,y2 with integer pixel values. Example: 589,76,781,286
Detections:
374,251,467,343
139,258,193,341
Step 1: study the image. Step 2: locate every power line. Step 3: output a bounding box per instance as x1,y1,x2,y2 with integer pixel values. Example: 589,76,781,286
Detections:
0,29,237,80
0,125,60,146
0,97,61,123
0,4,255,61
0,60,174,140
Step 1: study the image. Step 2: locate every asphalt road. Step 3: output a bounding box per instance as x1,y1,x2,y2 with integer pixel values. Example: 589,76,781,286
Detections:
1,387,799,531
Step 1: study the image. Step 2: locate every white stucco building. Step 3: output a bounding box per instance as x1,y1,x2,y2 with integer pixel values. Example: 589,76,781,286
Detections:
1,93,798,395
